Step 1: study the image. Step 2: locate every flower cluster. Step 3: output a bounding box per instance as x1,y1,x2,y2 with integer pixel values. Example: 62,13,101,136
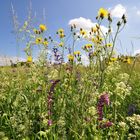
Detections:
47,79,60,126
34,24,47,34
53,47,63,64
56,28,65,38
82,44,93,52
97,93,110,121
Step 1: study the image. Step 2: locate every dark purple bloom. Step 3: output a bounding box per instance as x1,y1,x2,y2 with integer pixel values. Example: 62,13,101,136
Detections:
100,93,110,105
47,79,60,127
52,47,63,64
97,93,110,121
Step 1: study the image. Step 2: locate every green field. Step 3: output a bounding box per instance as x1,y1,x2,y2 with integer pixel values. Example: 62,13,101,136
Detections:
0,5,140,140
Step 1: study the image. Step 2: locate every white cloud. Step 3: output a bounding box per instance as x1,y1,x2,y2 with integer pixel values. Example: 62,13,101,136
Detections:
0,56,26,66
110,4,126,18
136,10,140,16
134,49,140,56
68,17,108,34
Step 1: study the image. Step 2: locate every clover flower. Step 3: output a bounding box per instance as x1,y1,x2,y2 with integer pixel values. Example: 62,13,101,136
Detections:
118,121,127,129
48,119,52,126
88,106,97,116
97,93,110,121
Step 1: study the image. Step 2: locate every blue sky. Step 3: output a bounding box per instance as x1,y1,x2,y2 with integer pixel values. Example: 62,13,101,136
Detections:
0,0,140,60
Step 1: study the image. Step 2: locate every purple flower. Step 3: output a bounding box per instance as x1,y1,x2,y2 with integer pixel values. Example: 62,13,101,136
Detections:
100,93,110,105
97,93,110,121
47,79,60,127
48,120,52,126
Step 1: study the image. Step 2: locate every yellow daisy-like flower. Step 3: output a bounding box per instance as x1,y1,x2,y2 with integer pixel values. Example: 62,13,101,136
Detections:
43,41,49,46
57,28,64,34
59,34,65,38
59,42,64,47
91,27,97,33
86,44,92,49
110,57,117,62
33,29,40,34
98,8,108,19
36,37,42,44
106,43,113,47
127,58,131,64
80,29,87,36
68,54,74,61
74,51,81,55
27,56,32,62
39,24,47,32
91,37,96,43
123,57,131,64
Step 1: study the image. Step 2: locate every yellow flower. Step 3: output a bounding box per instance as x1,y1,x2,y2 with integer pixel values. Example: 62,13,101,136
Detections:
59,34,65,38
106,43,113,47
68,54,74,61
83,44,93,51
88,44,92,48
91,27,97,33
127,58,131,64
74,51,80,55
36,38,42,44
123,57,131,64
27,56,32,62
43,41,49,46
110,57,117,62
39,24,47,32
33,29,40,34
98,8,108,18
80,29,87,36
59,42,64,47
57,28,64,34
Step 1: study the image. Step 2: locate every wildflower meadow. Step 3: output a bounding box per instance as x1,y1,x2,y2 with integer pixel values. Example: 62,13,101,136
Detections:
0,1,140,140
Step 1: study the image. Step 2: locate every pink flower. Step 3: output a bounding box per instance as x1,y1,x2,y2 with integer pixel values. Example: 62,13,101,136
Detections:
97,93,110,121
48,120,52,126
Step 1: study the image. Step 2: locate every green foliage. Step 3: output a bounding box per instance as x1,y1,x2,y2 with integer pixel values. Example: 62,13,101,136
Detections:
0,6,139,139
